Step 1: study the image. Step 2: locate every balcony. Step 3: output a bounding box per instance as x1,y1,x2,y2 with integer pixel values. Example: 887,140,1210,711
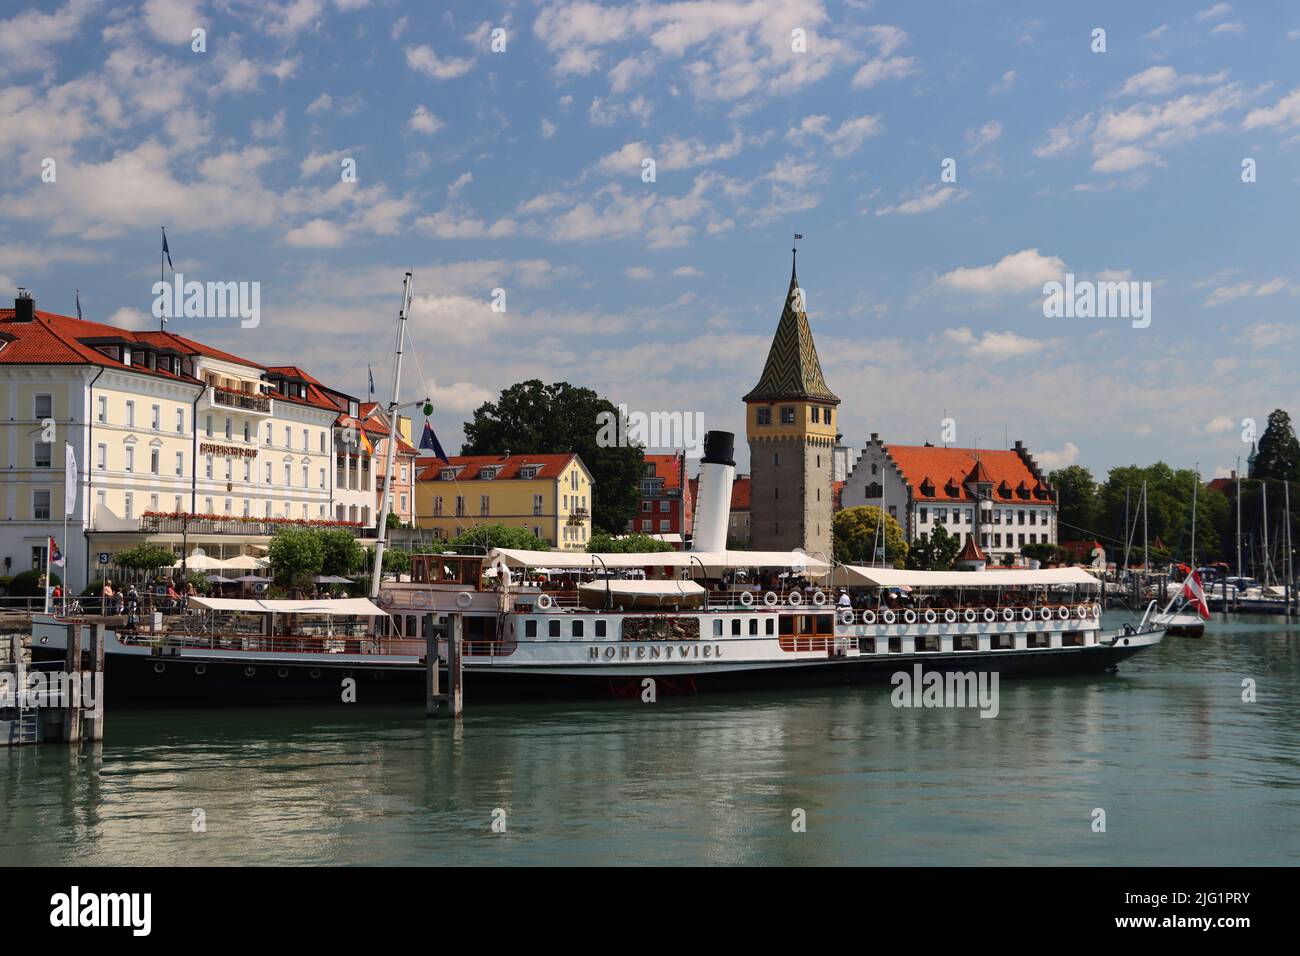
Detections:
140,513,365,537
210,386,272,415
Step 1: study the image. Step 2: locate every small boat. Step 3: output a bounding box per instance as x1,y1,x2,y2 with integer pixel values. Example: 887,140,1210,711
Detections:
576,579,706,610
1152,567,1210,637
1151,608,1205,638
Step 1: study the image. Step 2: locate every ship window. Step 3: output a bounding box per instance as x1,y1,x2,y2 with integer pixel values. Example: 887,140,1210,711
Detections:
549,620,560,638
955,634,977,651
731,619,741,636
779,615,795,636
525,620,537,638
1062,631,1085,648
860,638,876,654
749,618,758,635
595,620,607,638
815,614,834,635
405,616,417,638
1028,632,1049,648
713,619,723,637
572,620,584,638
918,634,940,652
992,633,1014,650
888,637,902,653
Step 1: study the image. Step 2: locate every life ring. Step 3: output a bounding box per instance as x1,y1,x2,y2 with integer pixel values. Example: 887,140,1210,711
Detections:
153,662,166,674
964,608,978,624
536,593,553,610
1003,607,1015,622
309,669,321,679
862,609,877,625
1021,607,1034,622
944,608,958,624
763,591,779,607
1076,605,1088,619
983,608,996,623
923,609,937,624
839,608,854,625
1092,604,1102,619
1058,606,1070,620
812,590,828,607
903,609,917,625
1039,607,1052,621
277,667,289,678
456,591,473,609
378,591,393,607
739,590,755,607
411,590,430,608
881,609,896,625
788,590,803,607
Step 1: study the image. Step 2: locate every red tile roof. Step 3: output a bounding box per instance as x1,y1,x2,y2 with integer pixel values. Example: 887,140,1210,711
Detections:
415,453,578,482
643,453,684,492
688,474,750,512
884,445,1054,504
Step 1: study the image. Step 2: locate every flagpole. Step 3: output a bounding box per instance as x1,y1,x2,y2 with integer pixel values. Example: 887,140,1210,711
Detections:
160,226,166,332
62,452,69,615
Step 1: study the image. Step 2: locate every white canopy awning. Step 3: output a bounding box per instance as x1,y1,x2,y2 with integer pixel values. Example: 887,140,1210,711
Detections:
485,548,831,573
832,566,1101,589
189,596,388,616
578,580,706,597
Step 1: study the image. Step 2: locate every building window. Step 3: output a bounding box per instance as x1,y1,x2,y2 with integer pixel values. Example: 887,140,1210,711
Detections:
34,442,51,468
433,497,443,516
151,404,160,430
773,452,780,467
919,507,927,522
825,409,832,427
756,407,771,426
284,426,291,446
780,406,795,424
284,464,292,486
302,464,309,487
642,519,652,531
265,462,272,483
480,495,490,516
226,458,233,480
319,468,325,489
400,494,408,512
660,519,670,532
33,489,51,520
533,495,543,516
123,492,133,520
96,444,107,470
205,456,213,479
150,448,159,474
124,446,134,473
205,414,212,437
455,496,465,517
811,406,820,423
97,396,107,423
125,400,135,427
177,408,185,433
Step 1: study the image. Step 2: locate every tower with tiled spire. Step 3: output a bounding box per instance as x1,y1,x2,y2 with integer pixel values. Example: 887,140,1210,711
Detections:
743,245,840,558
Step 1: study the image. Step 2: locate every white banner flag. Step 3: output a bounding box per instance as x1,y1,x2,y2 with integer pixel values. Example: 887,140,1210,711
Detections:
64,442,78,515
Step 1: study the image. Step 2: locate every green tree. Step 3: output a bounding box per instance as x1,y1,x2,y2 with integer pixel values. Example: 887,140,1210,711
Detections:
268,527,324,586
461,380,644,533
587,531,675,554
1048,465,1100,539
1253,409,1300,482
449,524,551,553
1022,542,1067,566
318,529,364,576
832,506,908,568
114,543,177,572
1100,464,1230,564
906,522,960,570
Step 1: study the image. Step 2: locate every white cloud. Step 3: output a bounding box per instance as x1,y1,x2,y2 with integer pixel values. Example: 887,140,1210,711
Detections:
306,93,333,115
1204,415,1235,433
1036,442,1080,470
787,114,883,158
1244,88,1300,130
1211,21,1245,35
989,70,1015,94
672,266,702,277
405,45,474,80
965,120,1002,151
874,185,966,216
1117,66,1228,97
284,218,348,248
1203,282,1253,306
407,105,444,135
1143,24,1170,40
0,0,98,75
1196,4,1232,21
942,326,1049,360
625,266,653,280
540,118,557,138
142,0,205,44
936,249,1065,295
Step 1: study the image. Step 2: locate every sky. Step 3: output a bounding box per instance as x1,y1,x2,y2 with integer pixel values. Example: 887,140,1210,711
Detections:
2,0,1299,481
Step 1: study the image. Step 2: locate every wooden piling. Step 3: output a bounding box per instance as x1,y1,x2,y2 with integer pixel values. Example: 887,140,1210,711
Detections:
84,623,105,741
448,613,463,718
425,616,444,717
63,621,82,744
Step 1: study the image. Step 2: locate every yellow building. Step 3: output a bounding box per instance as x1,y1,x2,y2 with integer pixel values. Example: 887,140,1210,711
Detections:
413,453,594,550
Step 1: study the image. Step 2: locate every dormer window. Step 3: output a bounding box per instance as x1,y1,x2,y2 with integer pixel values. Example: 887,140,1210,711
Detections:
441,468,458,481
520,466,538,480
480,467,498,480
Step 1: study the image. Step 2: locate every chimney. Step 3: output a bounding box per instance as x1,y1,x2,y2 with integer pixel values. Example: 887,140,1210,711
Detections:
14,289,34,323
691,430,736,553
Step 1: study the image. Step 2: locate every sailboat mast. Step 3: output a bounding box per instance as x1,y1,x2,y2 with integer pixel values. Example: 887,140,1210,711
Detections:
1262,482,1270,588
1190,463,1198,568
369,271,414,601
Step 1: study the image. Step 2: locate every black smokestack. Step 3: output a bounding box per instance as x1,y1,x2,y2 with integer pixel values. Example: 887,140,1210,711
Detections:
702,430,734,467
14,289,34,323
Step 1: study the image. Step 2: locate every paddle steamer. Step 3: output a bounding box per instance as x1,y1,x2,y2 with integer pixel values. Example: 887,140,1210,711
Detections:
31,431,1165,703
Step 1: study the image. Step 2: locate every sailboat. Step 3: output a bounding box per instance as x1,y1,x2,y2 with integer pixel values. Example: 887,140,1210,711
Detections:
1152,470,1210,637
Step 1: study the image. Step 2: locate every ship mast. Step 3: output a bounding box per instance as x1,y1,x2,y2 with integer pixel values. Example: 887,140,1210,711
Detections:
370,272,414,600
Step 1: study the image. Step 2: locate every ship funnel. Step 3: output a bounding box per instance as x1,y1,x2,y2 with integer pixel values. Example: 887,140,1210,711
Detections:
691,430,735,553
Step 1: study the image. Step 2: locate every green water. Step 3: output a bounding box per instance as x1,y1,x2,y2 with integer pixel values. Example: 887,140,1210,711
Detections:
3,614,1298,866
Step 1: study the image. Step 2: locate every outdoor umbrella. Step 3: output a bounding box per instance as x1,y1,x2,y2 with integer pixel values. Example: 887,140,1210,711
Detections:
205,575,238,584
313,575,354,584
222,555,263,571
233,575,271,583
173,553,226,571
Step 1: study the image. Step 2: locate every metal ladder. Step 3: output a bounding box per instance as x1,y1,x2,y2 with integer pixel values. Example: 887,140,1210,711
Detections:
16,707,38,744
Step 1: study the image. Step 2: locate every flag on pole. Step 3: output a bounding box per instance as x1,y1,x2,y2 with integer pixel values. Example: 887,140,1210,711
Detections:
162,227,174,270
64,443,78,515
1182,570,1211,620
358,429,374,455
75,289,83,320
419,421,448,463
48,536,65,568
368,365,375,398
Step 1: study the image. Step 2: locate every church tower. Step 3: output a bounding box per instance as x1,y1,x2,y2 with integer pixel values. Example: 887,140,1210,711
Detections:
744,247,840,559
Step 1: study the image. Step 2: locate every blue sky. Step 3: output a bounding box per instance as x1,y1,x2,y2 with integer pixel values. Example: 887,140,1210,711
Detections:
3,0,1299,480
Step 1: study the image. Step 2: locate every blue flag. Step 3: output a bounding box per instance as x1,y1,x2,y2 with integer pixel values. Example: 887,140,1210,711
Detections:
420,422,448,463
368,365,375,397
162,227,174,270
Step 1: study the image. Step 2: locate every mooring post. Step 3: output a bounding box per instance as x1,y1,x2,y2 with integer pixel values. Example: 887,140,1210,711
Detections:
63,621,82,743
425,617,442,717
84,623,106,741
448,613,463,718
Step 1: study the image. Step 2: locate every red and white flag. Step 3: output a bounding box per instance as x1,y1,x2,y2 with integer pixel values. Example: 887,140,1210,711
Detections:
1182,570,1210,620
48,535,65,568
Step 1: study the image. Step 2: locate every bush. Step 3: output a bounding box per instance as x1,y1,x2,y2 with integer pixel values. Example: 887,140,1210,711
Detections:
9,570,60,598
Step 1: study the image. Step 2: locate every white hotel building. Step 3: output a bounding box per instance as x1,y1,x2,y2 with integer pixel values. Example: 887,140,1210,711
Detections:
0,292,379,591
841,434,1059,562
